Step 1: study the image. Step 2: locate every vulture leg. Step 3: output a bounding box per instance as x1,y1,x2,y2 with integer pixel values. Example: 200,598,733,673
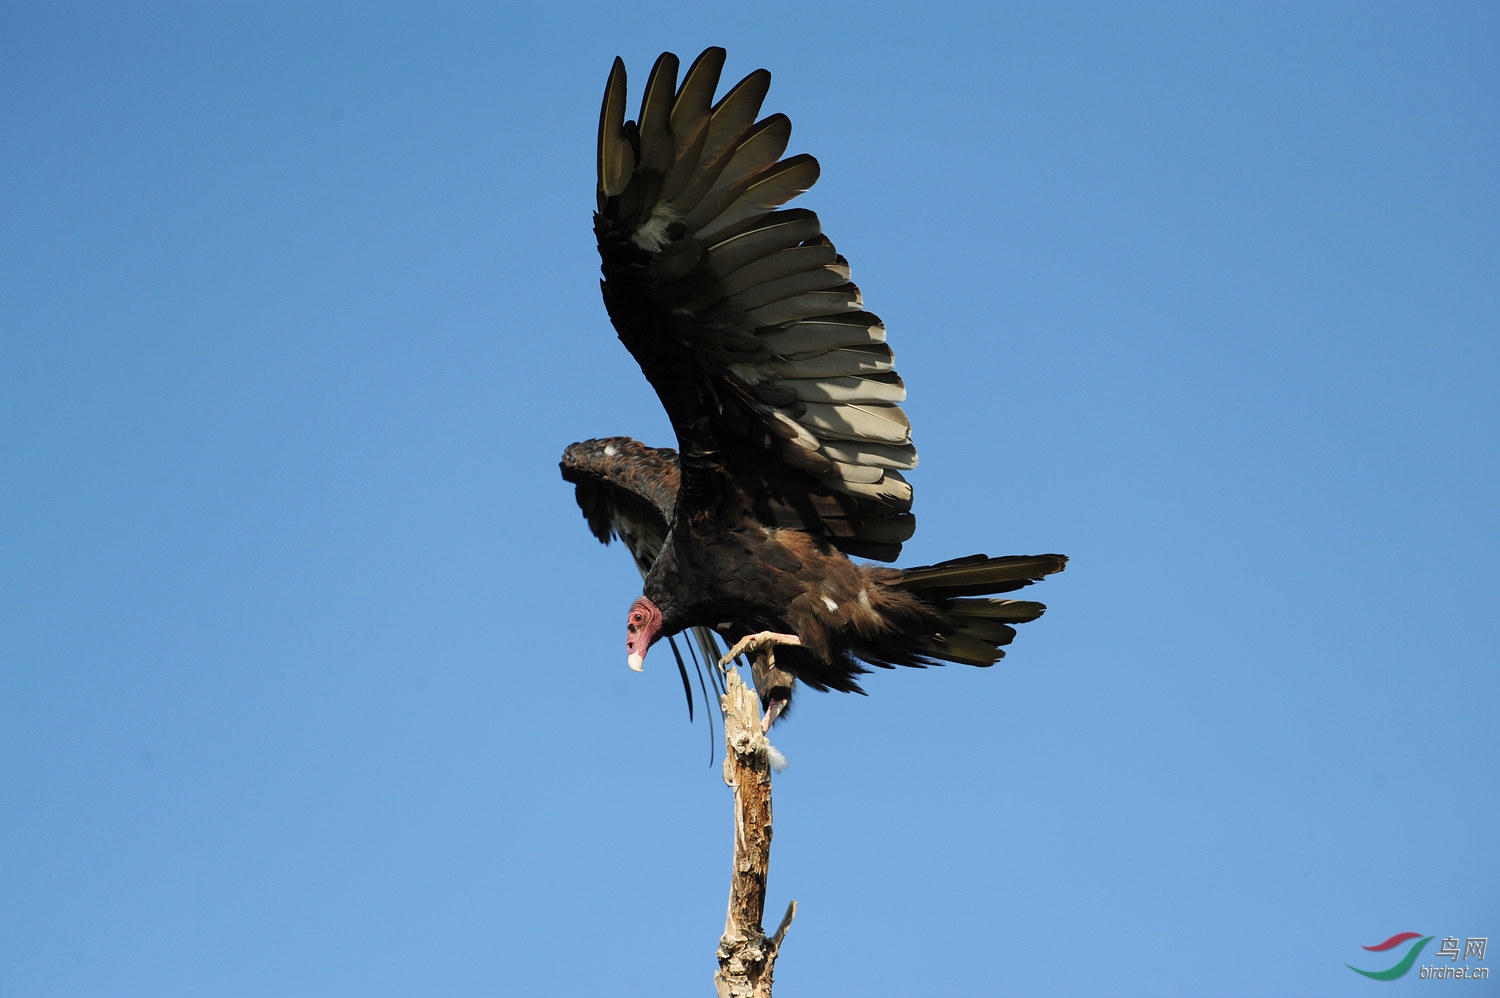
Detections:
718,632,803,732
718,631,803,668
751,653,796,733
759,688,788,733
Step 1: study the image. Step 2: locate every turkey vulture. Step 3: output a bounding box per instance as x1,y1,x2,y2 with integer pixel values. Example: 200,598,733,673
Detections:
561,48,1066,729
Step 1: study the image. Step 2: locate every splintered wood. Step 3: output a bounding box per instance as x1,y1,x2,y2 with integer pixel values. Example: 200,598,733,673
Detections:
714,661,796,998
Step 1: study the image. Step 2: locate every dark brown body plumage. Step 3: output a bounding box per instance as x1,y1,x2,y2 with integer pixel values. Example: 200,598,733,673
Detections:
561,49,1066,722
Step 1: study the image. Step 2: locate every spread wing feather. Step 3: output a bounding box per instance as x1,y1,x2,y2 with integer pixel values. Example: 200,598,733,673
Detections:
595,47,919,561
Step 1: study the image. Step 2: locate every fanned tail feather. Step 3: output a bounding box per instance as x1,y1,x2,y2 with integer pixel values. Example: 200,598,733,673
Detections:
897,553,1067,667
898,553,1068,599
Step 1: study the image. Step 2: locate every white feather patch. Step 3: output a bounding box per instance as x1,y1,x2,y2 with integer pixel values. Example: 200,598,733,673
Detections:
630,203,679,252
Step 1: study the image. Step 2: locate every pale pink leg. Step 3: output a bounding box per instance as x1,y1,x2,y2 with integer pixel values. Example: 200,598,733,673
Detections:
717,631,802,669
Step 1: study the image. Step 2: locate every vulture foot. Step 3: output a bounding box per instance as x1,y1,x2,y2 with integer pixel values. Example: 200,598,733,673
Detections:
718,632,801,732
718,631,803,670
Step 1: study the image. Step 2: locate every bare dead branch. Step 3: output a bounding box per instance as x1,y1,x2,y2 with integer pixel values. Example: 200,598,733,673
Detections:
714,658,795,998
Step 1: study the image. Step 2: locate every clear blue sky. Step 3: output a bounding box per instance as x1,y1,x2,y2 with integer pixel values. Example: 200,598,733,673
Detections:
3,4,1496,995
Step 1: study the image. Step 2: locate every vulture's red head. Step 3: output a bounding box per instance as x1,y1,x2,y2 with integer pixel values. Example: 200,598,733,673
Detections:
625,596,663,672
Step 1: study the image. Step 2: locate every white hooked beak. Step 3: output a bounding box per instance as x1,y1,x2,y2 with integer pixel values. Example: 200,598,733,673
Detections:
627,651,645,672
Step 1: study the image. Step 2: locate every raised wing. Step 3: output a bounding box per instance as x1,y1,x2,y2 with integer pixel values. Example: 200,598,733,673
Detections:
559,436,678,576
560,436,727,725
595,48,917,561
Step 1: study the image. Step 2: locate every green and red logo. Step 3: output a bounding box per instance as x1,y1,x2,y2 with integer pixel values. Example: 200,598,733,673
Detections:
1348,932,1433,980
